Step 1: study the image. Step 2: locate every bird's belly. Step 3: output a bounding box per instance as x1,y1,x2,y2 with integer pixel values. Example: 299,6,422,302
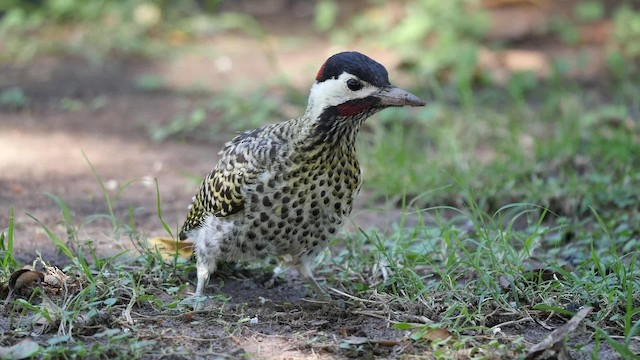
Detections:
239,193,346,260
230,168,359,262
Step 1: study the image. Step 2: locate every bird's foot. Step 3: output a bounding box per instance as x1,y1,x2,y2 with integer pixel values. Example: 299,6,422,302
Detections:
302,278,354,310
308,285,333,302
294,263,334,301
179,294,209,311
301,287,347,310
261,269,286,289
261,276,278,289
301,277,338,303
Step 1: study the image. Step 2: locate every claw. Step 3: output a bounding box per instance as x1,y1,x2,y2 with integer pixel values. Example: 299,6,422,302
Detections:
295,262,332,300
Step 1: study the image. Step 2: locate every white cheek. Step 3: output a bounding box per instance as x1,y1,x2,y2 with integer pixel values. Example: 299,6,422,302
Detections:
310,81,346,107
305,73,377,120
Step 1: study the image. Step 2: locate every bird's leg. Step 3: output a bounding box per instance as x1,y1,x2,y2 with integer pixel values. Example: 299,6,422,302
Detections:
262,261,286,289
295,262,331,300
194,260,211,297
181,258,214,310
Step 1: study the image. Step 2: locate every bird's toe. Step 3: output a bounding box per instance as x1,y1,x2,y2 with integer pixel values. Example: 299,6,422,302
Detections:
180,294,209,311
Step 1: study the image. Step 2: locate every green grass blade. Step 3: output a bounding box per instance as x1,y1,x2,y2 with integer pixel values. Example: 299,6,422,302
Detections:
2,207,16,273
154,178,174,239
45,192,78,246
595,326,638,358
27,213,74,260
26,213,94,282
82,151,118,234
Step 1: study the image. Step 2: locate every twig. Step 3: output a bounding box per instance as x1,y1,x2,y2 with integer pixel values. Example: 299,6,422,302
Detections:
525,307,592,360
327,287,380,304
491,316,534,330
351,310,388,321
525,308,554,331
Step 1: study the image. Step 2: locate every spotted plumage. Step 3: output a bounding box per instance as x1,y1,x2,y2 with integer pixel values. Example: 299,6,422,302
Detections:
180,51,426,297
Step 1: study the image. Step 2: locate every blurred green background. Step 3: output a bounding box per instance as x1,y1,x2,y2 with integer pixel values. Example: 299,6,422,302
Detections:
2,0,639,76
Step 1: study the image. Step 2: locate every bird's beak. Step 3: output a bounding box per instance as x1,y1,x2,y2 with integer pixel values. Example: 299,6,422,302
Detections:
375,86,426,107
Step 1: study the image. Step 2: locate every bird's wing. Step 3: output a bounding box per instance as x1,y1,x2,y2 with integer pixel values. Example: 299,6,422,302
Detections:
179,127,287,239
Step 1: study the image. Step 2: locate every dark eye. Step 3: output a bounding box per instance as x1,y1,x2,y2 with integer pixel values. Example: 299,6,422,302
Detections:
346,79,363,91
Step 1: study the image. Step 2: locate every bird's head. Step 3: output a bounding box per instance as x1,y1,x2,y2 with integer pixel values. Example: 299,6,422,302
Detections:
305,51,426,122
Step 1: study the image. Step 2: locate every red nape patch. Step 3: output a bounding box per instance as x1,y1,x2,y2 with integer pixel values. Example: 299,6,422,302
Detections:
336,98,377,116
315,63,326,81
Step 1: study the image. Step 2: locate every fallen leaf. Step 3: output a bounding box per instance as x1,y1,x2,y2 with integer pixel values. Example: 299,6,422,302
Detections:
147,236,193,261
42,265,69,288
525,307,592,359
32,293,64,334
9,269,44,291
4,269,45,302
0,339,40,359
420,328,456,342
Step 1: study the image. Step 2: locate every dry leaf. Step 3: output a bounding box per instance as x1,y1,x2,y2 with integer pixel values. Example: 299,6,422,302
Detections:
421,328,456,342
147,236,193,261
3,268,47,311
10,269,44,291
43,265,69,288
0,283,8,297
32,294,63,333
3,269,45,302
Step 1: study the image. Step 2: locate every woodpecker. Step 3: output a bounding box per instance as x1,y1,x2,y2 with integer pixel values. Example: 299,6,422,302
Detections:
180,51,425,298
